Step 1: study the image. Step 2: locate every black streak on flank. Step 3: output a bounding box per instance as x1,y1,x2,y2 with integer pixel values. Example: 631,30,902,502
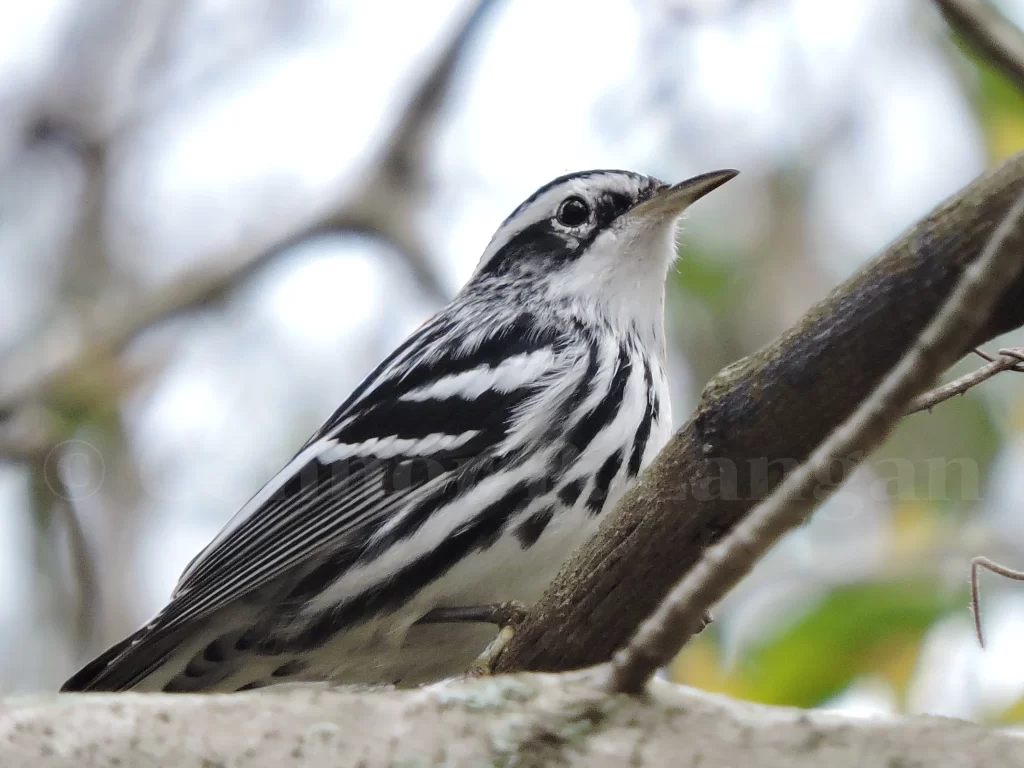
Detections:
586,448,623,516
557,477,585,507
544,336,600,445
515,506,555,548
564,343,631,457
628,359,655,477
202,637,228,663
291,482,538,650
542,336,602,488
272,659,309,677
651,391,663,427
357,450,517,559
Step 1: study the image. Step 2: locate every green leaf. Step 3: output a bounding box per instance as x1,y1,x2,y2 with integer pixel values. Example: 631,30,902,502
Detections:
722,582,957,708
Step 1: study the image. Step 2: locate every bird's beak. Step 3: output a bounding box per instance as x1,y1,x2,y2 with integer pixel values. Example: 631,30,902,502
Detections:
628,169,739,222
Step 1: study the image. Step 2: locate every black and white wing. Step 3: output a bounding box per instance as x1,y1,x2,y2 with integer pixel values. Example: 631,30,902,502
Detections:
61,309,577,696
61,311,572,691
175,312,571,623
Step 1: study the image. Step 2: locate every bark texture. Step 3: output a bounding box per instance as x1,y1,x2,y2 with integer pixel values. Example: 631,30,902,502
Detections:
4,673,1022,767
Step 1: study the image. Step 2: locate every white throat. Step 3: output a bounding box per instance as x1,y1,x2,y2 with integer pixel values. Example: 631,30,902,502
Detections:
544,213,680,348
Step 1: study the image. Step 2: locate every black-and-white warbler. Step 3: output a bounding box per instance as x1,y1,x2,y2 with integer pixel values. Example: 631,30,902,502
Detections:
61,168,737,693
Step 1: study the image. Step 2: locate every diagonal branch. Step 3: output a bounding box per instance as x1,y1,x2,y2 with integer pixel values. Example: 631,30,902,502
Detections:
272,0,499,303
0,0,496,425
493,149,1024,677
933,0,1024,92
606,189,1024,693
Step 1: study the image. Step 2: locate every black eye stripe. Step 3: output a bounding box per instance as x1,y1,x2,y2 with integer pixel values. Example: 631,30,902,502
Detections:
592,191,639,230
477,172,668,278
605,191,635,216
479,221,570,276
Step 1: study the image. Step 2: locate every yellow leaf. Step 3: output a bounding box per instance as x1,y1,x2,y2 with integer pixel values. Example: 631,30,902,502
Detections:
986,113,1024,163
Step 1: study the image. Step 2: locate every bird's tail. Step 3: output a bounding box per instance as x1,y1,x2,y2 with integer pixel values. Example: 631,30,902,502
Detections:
60,621,200,693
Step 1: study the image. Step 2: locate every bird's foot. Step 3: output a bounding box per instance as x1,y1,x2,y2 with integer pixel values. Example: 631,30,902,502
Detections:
466,624,518,678
416,601,529,677
416,601,529,628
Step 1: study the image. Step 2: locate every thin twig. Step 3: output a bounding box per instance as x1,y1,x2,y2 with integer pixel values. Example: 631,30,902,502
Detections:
0,0,495,426
28,450,101,660
62,498,100,655
906,346,1024,413
606,190,1024,694
1001,348,1024,366
275,0,499,303
934,0,1024,93
970,555,1024,648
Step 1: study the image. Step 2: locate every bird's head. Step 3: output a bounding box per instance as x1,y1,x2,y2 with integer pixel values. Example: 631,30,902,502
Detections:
468,168,737,337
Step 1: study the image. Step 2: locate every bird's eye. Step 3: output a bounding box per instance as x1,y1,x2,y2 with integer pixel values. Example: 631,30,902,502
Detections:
556,196,590,228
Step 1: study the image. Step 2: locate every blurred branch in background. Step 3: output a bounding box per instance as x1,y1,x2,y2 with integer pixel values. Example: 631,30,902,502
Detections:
0,0,495,676
0,0,191,676
0,0,494,441
27,450,98,669
935,0,1024,91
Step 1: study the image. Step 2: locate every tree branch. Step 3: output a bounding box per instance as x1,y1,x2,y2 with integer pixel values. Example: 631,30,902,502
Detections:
606,188,1024,694
907,346,1024,414
5,674,1022,767
933,0,1024,93
0,0,495,424
494,150,1024,676
970,555,1024,648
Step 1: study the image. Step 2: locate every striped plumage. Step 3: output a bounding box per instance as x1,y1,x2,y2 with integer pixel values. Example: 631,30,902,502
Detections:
61,167,736,693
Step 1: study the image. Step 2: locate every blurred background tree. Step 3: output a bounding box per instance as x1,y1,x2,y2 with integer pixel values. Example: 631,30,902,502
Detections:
0,0,1022,723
